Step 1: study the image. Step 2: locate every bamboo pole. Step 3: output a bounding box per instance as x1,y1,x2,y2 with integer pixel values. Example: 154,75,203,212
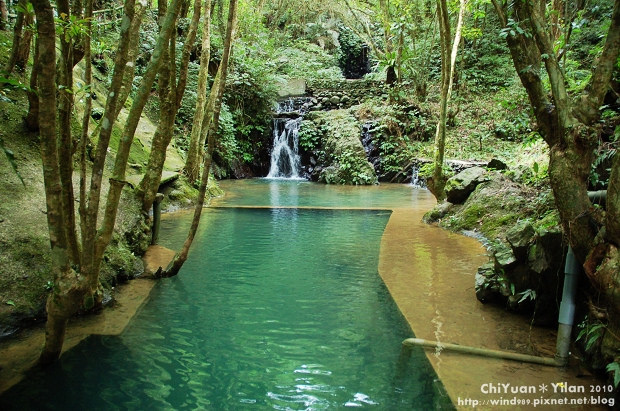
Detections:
403,338,561,367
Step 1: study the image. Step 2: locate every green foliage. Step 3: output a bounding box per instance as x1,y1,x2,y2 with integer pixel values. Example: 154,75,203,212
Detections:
337,26,370,79
517,288,536,303
55,13,90,42
606,361,620,388
273,39,343,81
590,144,617,189
298,119,323,151
577,317,607,353
0,75,32,93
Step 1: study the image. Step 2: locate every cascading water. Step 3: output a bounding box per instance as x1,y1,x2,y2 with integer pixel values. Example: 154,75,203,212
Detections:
267,98,312,179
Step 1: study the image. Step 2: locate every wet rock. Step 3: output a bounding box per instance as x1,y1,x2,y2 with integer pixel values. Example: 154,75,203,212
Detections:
528,241,550,274
506,221,535,260
445,167,489,204
493,243,517,271
423,201,453,223
330,96,341,105
475,262,500,303
487,158,508,170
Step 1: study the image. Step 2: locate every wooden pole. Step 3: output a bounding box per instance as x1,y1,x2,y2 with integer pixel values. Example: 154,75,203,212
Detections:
403,338,561,367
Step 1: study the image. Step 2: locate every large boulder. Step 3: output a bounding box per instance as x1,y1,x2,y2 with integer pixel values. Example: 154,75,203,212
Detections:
445,166,489,204
506,220,535,260
302,109,377,185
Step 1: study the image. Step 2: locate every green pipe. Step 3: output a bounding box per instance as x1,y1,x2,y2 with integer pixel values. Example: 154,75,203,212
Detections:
555,246,579,366
402,338,560,366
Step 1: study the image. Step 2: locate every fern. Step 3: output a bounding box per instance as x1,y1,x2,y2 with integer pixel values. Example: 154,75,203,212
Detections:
606,361,620,388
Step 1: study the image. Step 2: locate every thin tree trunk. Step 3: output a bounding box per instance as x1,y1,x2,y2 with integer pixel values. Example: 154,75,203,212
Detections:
15,11,33,70
83,0,137,283
427,0,450,201
56,0,80,264
79,0,94,241
140,0,202,213
25,34,39,131
183,0,212,182
96,0,183,263
0,0,7,30
4,0,26,74
429,0,465,201
31,0,87,366
163,0,237,277
114,0,147,120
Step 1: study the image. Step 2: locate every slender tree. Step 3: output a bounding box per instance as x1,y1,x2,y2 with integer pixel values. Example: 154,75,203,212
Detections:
427,0,466,201
4,0,33,74
139,0,203,213
31,0,85,366
0,0,7,30
164,0,238,277
33,0,183,364
183,0,212,182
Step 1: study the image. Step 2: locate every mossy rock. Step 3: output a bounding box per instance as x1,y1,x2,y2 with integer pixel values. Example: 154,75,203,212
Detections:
304,109,377,185
445,166,489,204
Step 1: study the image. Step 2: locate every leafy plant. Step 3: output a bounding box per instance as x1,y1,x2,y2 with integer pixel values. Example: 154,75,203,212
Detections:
576,318,606,353
606,361,620,388
517,288,537,303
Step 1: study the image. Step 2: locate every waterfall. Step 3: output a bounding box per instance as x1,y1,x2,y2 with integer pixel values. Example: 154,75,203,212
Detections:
410,164,426,188
267,98,311,179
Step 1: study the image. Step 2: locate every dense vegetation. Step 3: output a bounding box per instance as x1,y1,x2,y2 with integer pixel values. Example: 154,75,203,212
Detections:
0,0,619,387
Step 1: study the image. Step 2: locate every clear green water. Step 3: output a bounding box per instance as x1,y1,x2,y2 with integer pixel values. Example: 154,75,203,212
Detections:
1,180,452,410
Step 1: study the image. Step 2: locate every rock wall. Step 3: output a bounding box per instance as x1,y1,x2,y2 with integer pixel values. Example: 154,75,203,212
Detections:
306,79,387,110
424,170,565,325
299,109,377,185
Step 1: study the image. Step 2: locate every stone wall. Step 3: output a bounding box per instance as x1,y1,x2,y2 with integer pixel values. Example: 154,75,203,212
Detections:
306,79,387,110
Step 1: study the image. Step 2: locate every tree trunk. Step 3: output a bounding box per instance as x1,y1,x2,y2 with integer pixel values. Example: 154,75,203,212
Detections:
56,0,80,265
140,0,202,213
96,0,183,262
84,0,137,277
15,11,33,71
183,0,212,182
25,32,40,131
428,0,465,201
0,0,7,30
79,0,94,241
4,0,26,74
31,0,88,366
114,0,147,120
164,0,237,277
493,0,620,361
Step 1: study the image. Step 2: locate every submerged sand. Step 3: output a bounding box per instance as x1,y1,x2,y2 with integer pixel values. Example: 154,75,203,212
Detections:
379,206,608,410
